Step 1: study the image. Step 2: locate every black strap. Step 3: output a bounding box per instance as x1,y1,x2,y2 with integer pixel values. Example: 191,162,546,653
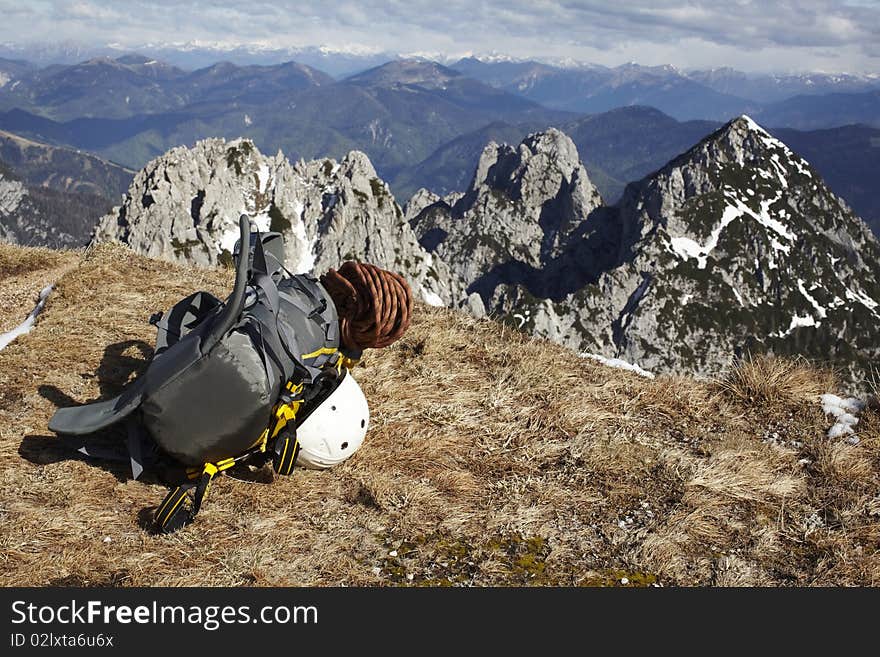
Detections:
251,227,271,278
154,468,215,534
126,418,145,480
59,417,154,481
191,471,213,516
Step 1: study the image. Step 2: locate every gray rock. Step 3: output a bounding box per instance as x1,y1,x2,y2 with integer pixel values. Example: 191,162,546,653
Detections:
94,138,464,306
409,128,604,290
403,188,441,222
472,117,880,383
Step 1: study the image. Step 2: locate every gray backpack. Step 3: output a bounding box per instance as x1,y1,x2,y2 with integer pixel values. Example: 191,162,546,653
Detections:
49,215,346,532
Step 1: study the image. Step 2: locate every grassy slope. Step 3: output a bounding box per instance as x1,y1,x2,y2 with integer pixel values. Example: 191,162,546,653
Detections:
0,243,878,586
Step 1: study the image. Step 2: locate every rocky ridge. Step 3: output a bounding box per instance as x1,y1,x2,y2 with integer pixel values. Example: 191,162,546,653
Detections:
410,117,880,382
93,138,463,307
91,117,880,383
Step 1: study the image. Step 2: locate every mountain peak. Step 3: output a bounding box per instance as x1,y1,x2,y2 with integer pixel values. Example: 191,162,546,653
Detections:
521,128,580,166
731,114,773,137
659,113,814,187
346,59,462,88
470,128,586,203
410,127,603,287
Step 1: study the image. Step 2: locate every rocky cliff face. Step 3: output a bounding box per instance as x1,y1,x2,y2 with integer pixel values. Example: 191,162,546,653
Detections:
411,118,880,383
93,138,462,306
0,162,110,248
408,128,604,289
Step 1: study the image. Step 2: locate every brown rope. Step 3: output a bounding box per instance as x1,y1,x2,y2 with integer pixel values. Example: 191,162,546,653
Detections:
320,261,413,352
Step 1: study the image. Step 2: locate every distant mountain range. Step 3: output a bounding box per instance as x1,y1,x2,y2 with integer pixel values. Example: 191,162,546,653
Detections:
450,58,880,126
0,58,569,179
0,42,396,78
0,54,335,120
0,52,876,236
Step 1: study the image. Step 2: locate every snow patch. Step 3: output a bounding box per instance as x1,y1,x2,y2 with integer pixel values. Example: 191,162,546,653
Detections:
218,219,243,255
287,199,316,274
752,193,796,242
251,213,271,233
741,114,811,179
767,153,789,189
244,113,252,126
669,190,795,270
256,163,271,194
845,285,879,313
798,279,827,319
0,285,53,351
821,394,865,443
422,290,444,307
669,202,741,269
581,353,655,379
730,285,744,307
774,313,817,338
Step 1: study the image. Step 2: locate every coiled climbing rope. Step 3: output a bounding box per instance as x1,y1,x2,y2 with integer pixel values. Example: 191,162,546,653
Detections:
320,261,413,352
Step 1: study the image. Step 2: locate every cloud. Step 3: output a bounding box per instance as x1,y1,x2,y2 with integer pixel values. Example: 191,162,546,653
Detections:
0,0,877,72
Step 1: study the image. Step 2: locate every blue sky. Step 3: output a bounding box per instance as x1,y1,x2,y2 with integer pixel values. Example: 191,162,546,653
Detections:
0,0,878,72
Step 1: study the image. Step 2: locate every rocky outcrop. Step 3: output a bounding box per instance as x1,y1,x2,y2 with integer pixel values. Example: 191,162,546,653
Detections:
409,128,604,289
461,117,880,382
94,138,463,307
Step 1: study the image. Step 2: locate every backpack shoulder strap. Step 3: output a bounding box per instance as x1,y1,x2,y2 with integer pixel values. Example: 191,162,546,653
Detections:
151,291,222,357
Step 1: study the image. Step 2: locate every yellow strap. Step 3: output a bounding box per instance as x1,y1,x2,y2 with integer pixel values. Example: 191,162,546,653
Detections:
156,488,181,519
215,458,236,472
279,435,290,468
301,346,338,360
328,352,358,375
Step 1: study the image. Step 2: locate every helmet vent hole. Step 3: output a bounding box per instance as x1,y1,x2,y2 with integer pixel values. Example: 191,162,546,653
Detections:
360,419,366,428
331,405,337,411
341,442,349,450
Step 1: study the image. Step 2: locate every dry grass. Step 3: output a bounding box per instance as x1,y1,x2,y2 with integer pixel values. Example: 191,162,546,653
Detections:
1,243,879,587
717,354,836,409
0,242,78,333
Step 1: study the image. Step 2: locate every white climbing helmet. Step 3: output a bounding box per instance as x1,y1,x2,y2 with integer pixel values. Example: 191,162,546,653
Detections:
295,370,369,469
